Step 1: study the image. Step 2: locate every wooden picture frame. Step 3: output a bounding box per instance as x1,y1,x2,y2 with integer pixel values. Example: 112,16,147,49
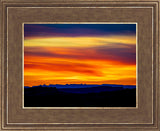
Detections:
0,0,159,130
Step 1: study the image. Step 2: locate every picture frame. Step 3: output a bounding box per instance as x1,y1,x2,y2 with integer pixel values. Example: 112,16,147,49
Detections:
0,0,159,130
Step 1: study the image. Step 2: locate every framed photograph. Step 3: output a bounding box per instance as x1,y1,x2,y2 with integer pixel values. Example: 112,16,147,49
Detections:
24,23,137,108
0,0,159,130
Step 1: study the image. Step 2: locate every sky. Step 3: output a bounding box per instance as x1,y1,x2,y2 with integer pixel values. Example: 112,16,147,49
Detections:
24,24,136,87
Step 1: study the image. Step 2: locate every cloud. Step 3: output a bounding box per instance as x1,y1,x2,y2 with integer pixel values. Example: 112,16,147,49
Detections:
24,42,136,65
24,28,136,86
24,24,136,38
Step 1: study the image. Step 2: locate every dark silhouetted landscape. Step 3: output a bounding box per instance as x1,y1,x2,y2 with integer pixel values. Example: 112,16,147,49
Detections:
24,84,136,107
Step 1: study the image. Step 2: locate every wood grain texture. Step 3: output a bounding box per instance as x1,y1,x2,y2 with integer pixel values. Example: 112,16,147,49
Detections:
0,0,159,130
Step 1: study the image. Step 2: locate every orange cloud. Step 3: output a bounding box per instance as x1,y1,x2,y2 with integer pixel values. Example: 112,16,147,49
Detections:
24,36,136,86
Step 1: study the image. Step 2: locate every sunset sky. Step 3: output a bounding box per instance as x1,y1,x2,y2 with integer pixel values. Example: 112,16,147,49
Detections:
24,24,136,87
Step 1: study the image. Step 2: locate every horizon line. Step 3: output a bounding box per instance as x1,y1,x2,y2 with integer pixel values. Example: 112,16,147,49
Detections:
24,83,136,87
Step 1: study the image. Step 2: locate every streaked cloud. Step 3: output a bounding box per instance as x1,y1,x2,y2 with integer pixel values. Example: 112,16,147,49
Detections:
24,35,136,47
24,24,136,37
24,24,136,86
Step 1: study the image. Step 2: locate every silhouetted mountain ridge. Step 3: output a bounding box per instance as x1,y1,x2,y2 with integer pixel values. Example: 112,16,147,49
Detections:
24,84,136,89
24,84,136,94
